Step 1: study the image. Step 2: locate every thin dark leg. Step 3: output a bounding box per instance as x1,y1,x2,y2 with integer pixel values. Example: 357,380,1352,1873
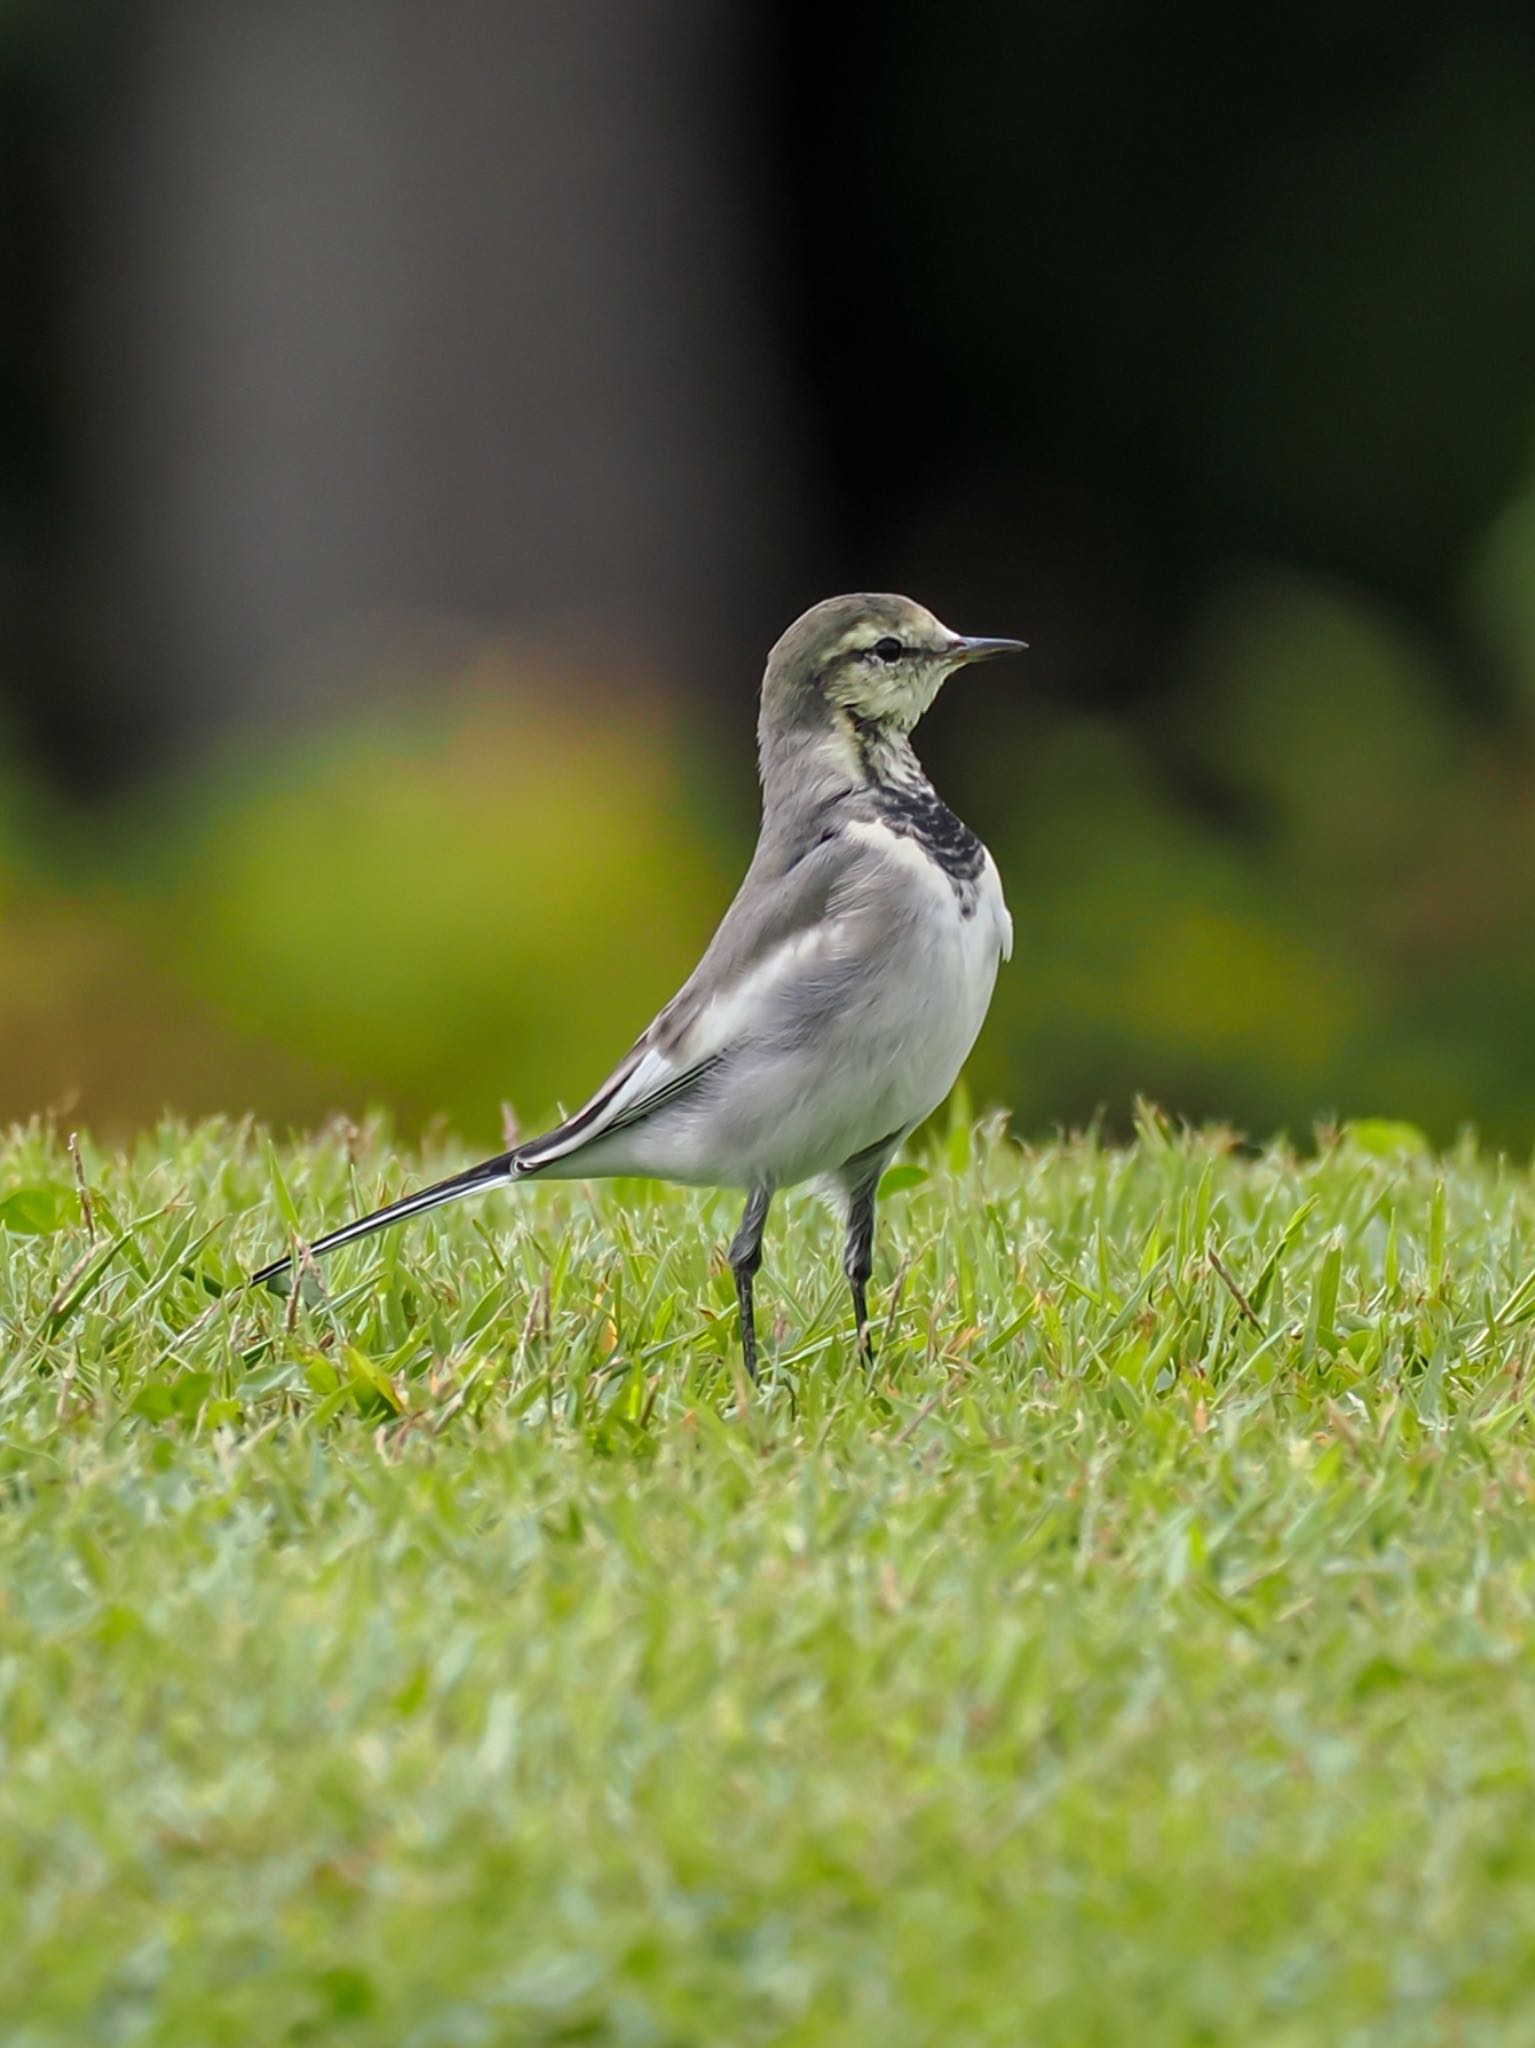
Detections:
844,1181,878,1362
728,1186,773,1380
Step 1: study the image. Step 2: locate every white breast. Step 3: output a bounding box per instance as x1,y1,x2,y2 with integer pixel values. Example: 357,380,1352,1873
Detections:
557,818,1012,1191
840,818,1011,1115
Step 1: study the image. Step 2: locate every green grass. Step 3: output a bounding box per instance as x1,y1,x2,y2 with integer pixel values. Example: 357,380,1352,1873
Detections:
5,1107,1535,2044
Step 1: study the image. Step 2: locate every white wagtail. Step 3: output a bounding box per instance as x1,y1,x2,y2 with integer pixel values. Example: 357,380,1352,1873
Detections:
251,593,1024,1375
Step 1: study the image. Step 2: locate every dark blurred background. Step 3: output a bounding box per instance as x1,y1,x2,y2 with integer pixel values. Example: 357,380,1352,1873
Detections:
5,0,1535,1144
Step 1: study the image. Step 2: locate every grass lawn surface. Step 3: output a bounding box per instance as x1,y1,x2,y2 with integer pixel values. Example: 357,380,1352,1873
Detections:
3,1108,1535,2044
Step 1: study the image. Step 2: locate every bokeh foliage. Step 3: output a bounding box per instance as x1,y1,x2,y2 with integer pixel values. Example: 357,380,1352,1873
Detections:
0,675,731,1139
6,6,1535,1145
962,442,1535,1147
5,447,1535,1144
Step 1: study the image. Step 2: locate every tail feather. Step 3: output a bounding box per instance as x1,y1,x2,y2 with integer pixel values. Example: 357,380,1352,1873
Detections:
249,1149,520,1289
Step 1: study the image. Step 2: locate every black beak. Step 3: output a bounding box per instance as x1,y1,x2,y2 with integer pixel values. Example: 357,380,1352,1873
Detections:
951,635,1028,665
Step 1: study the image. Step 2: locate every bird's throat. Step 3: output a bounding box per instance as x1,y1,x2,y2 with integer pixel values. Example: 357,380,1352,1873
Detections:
844,710,920,792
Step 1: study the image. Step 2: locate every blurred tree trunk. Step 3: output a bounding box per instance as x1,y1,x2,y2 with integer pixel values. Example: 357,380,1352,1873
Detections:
60,0,807,770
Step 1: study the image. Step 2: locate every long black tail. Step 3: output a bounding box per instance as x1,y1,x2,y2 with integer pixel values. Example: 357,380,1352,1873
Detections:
249,1149,521,1288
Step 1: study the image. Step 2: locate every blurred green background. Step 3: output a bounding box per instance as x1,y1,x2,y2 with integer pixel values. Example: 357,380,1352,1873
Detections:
5,3,1535,1147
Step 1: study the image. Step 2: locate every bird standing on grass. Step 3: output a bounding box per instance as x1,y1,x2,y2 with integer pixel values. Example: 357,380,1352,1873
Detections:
252,593,1024,1376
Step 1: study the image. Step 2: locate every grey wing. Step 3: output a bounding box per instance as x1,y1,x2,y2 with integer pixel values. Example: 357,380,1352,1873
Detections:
517,821,873,1174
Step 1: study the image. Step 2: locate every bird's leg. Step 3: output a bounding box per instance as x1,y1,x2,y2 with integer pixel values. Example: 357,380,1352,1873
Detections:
728,1186,773,1380
843,1180,878,1362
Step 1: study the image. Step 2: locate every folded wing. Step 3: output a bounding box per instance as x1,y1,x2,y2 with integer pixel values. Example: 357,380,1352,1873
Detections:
250,817,872,1284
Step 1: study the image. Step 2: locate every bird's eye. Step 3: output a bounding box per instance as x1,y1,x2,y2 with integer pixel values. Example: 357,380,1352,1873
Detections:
872,637,903,663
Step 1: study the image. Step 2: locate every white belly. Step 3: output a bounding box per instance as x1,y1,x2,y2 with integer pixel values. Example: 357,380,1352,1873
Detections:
824,825,1011,1137
547,824,1012,1193
695,826,1010,1188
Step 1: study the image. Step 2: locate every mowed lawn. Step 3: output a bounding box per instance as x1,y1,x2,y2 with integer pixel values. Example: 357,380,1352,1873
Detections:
4,1109,1535,2045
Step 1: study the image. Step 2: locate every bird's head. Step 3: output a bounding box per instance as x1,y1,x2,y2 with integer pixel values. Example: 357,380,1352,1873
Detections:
762,592,1024,744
